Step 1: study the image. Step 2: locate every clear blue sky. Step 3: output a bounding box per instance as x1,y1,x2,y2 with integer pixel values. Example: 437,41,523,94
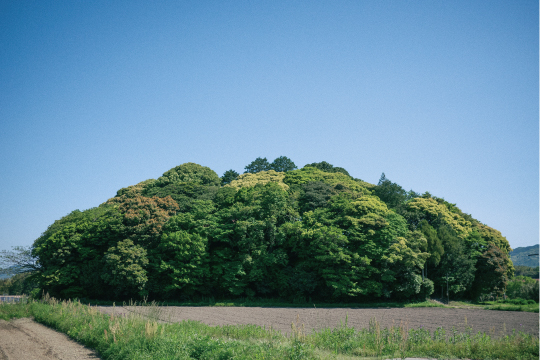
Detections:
0,1,538,251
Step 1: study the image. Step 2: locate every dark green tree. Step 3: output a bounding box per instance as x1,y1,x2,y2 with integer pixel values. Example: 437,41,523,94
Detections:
207,183,293,297
221,169,239,185
373,173,408,209
469,244,509,299
0,272,38,296
101,239,149,299
157,214,210,298
244,157,271,174
433,225,476,297
305,161,350,176
157,163,220,187
270,156,297,172
144,182,219,212
30,160,513,303
418,220,444,267
298,181,336,213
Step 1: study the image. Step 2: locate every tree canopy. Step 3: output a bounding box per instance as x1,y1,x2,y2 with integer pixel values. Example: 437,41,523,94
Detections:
245,156,297,174
27,159,514,302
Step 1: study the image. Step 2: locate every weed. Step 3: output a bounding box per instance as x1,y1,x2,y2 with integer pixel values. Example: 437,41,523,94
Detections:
0,296,538,360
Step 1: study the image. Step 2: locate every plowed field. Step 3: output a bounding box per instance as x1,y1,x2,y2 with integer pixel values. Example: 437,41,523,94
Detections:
98,306,539,337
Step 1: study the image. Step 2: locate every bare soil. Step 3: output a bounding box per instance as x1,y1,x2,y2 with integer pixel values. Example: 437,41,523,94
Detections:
0,318,100,360
99,306,539,337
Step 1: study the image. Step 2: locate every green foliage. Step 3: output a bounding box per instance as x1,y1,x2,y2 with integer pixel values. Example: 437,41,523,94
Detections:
143,181,219,212
405,198,473,238
432,225,476,296
245,156,297,174
220,169,239,185
418,220,444,266
101,239,149,298
373,173,408,209
30,161,514,302
514,265,539,278
0,272,39,295
304,160,350,176
116,179,157,198
244,157,271,173
297,181,336,213
32,204,123,299
157,162,220,187
158,214,210,298
208,183,293,298
284,166,370,194
225,170,289,191
269,156,297,172
506,276,539,302
469,244,510,300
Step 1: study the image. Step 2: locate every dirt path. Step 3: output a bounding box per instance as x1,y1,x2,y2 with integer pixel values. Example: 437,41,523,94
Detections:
99,306,539,338
0,318,100,360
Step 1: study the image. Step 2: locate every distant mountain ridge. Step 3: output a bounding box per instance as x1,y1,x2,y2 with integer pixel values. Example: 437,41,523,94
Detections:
510,245,539,267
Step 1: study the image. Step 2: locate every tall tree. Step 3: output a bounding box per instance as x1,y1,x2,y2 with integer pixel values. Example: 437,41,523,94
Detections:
221,169,239,185
373,173,408,209
157,162,220,187
101,239,149,299
433,225,476,296
469,244,509,299
298,181,335,213
418,220,444,266
244,157,271,173
270,156,297,172
305,161,350,176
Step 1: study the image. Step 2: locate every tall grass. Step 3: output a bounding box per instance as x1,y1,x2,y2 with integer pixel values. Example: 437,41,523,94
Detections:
0,295,538,360
80,297,446,309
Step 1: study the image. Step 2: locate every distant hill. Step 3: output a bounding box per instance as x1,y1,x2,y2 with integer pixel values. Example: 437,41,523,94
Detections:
510,245,539,267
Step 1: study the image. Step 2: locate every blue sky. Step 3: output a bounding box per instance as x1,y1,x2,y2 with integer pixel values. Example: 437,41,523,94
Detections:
0,1,538,251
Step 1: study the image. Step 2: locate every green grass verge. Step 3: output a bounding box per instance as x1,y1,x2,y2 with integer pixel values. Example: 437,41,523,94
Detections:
1,296,538,360
79,297,446,309
449,300,539,313
482,304,539,313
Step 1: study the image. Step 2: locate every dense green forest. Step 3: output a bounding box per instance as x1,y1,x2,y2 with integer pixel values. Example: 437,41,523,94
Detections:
12,158,516,301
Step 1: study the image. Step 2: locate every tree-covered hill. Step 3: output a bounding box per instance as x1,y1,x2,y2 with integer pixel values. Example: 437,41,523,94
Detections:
510,245,539,267
29,157,514,302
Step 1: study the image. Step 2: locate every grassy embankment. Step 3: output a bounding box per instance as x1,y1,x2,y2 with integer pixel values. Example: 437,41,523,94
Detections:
79,297,446,309
448,300,539,313
79,297,539,313
0,295,538,360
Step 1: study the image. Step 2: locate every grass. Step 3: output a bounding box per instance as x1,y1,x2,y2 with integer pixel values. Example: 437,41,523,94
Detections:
481,304,539,313
448,300,539,313
0,295,538,359
83,296,538,313
79,297,446,310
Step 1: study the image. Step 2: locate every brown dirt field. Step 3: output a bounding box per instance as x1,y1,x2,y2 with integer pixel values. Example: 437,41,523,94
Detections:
0,318,100,360
99,306,539,338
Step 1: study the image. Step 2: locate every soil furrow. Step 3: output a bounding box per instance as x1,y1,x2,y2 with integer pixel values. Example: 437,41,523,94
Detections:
97,306,539,338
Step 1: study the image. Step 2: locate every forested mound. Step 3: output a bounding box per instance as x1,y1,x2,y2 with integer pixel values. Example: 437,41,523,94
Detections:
31,158,513,301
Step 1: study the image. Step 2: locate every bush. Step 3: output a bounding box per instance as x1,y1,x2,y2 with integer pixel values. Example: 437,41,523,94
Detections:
0,273,38,295
506,276,539,302
418,278,434,300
